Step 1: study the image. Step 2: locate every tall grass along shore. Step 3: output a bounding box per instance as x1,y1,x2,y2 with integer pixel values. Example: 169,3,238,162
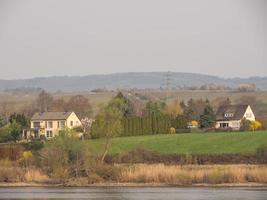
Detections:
1,160,267,186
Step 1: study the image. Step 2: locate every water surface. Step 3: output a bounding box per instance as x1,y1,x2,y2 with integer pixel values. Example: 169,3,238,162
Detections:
0,187,267,200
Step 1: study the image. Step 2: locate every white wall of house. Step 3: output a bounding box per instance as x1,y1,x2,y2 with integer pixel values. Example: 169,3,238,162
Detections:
243,105,255,121
66,112,82,128
215,120,241,130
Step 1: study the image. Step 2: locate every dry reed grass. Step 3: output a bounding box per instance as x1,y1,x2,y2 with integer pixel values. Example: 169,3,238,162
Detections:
0,159,49,183
120,164,267,185
24,169,49,183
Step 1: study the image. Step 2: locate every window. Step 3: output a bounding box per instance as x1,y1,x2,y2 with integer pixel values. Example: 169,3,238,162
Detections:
224,113,234,118
59,121,65,128
47,121,53,128
33,122,41,128
220,123,229,128
70,121,73,126
246,113,252,118
46,131,53,138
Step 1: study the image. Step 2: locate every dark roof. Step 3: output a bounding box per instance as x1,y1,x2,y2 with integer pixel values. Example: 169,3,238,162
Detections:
31,112,73,120
215,105,249,121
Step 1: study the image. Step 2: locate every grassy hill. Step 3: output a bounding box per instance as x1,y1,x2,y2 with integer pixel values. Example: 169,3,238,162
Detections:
86,131,267,155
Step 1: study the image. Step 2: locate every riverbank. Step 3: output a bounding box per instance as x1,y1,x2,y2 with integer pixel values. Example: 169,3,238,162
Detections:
1,164,267,187
1,182,267,188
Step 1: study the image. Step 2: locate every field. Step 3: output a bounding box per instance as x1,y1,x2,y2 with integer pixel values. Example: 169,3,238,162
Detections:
86,131,267,155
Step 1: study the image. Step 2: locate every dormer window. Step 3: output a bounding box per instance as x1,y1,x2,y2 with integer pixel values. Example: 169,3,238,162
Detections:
224,113,234,118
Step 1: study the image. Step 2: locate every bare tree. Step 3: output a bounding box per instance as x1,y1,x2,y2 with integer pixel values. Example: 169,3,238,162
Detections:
50,98,67,112
66,95,92,118
36,90,53,112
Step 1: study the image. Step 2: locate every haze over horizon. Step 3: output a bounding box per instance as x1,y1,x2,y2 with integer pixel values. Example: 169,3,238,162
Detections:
0,0,267,79
0,71,267,81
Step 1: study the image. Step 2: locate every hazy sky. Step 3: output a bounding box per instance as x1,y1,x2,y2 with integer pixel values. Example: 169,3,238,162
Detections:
0,0,266,79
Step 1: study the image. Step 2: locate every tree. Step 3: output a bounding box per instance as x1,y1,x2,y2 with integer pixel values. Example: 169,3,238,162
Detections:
164,100,183,117
0,125,12,143
66,95,92,119
81,118,94,139
236,96,257,107
212,97,231,108
9,113,29,128
172,114,188,129
114,92,135,117
145,101,162,116
50,98,67,112
0,116,5,128
199,101,215,128
9,121,22,141
93,99,124,162
36,90,53,112
184,98,206,121
0,101,14,122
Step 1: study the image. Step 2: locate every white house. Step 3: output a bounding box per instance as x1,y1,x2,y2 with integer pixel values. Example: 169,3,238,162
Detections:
215,105,255,130
22,111,82,140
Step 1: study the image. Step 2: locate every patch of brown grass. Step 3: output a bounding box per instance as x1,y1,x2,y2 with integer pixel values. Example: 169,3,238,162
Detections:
120,164,267,185
0,159,49,183
0,159,24,182
24,169,49,183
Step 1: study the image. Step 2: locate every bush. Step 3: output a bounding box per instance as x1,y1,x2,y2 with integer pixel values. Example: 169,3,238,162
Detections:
0,125,12,143
22,141,44,151
256,145,267,159
240,118,251,131
39,131,84,180
91,162,121,181
250,120,262,131
0,144,24,160
260,117,267,130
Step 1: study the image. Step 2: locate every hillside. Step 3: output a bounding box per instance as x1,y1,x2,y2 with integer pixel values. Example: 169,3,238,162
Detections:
0,72,267,91
86,131,267,155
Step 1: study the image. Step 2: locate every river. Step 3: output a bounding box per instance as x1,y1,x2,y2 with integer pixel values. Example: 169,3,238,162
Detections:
0,187,267,200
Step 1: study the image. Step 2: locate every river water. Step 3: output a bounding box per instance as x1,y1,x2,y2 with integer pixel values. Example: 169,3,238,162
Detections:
0,187,267,200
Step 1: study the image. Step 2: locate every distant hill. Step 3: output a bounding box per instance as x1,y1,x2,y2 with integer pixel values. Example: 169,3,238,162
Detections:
0,72,266,92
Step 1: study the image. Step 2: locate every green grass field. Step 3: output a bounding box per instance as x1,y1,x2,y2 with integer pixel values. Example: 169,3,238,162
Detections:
86,131,267,155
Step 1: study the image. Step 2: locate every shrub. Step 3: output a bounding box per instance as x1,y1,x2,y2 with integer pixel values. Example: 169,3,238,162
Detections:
169,127,176,134
250,120,262,131
256,145,267,159
91,162,121,181
0,144,24,160
0,125,12,143
240,118,251,131
260,117,267,130
22,141,44,151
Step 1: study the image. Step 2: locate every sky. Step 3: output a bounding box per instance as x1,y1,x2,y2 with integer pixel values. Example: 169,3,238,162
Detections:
0,0,266,79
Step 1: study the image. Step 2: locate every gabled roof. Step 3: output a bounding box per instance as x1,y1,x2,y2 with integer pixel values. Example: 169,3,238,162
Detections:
31,112,73,120
215,105,249,121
